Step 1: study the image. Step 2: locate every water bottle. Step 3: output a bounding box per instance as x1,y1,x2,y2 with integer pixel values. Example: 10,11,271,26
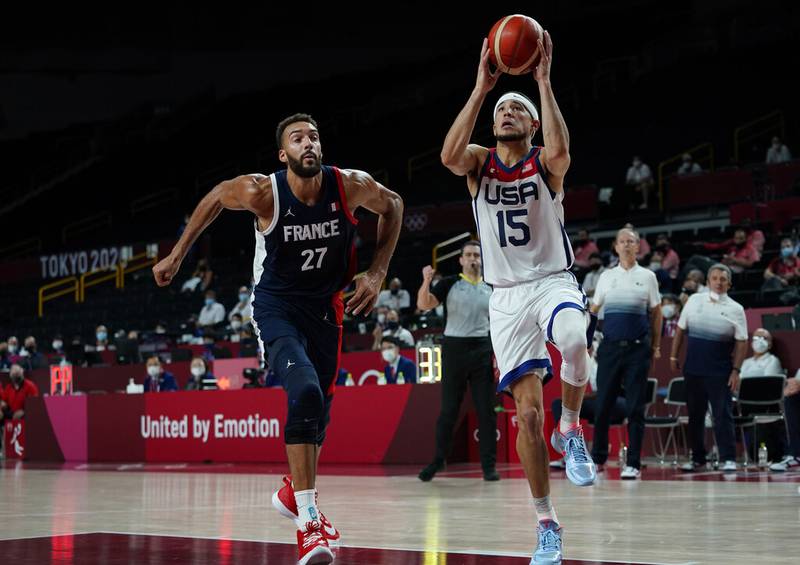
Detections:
396,372,405,385
758,443,769,468
618,444,627,469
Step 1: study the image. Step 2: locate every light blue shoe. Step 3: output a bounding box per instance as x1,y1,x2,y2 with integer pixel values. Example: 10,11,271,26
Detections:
531,520,562,564
551,426,596,487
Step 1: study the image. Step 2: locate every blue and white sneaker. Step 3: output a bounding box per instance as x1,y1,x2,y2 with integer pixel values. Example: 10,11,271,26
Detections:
531,520,562,564
550,426,596,487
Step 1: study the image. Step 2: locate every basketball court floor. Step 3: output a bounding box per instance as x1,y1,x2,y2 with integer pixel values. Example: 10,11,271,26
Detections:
1,461,797,564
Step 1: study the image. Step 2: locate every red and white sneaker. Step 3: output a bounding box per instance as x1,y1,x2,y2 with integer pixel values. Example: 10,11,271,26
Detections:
297,520,333,565
272,476,341,544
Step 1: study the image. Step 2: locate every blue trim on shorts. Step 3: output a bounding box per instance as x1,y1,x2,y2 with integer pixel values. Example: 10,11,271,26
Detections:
497,358,553,393
546,302,585,344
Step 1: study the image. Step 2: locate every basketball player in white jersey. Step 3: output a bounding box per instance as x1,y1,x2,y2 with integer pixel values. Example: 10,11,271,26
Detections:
441,32,594,564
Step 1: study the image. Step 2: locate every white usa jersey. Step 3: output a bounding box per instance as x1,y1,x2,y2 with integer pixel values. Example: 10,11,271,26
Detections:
472,146,575,287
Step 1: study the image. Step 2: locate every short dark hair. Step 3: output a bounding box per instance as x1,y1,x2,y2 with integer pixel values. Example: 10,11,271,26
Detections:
276,113,318,148
661,293,679,304
461,240,481,254
381,336,401,348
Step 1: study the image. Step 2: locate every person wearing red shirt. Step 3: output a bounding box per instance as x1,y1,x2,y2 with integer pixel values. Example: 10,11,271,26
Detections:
2,364,40,420
762,238,800,292
573,228,599,273
719,229,760,274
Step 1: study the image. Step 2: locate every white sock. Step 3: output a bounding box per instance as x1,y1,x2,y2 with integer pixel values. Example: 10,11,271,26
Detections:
294,489,320,530
559,405,580,434
533,495,558,524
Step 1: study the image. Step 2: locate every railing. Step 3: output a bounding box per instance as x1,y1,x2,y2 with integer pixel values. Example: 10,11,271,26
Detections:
79,268,120,302
38,277,79,317
118,251,158,290
657,142,714,211
131,187,180,217
432,232,472,270
733,110,784,165
0,237,42,261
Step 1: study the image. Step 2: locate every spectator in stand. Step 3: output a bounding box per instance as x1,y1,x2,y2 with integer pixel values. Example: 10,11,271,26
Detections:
19,336,47,370
766,136,792,164
6,336,22,364
143,356,178,392
623,223,650,260
1,364,39,420
380,336,417,385
685,269,709,294
720,228,760,275
648,234,680,291
185,357,217,391
625,155,654,209
198,289,226,328
376,277,411,313
701,223,764,259
181,258,214,293
0,342,12,370
677,153,702,175
372,308,414,349
228,285,253,324
581,253,605,298
761,238,800,292
227,313,247,342
89,325,115,352
49,335,66,357
572,229,599,276
770,369,800,472
679,277,700,307
740,328,783,378
660,294,681,337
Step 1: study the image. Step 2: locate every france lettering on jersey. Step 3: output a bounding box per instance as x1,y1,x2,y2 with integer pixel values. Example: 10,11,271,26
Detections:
472,146,574,287
252,166,358,299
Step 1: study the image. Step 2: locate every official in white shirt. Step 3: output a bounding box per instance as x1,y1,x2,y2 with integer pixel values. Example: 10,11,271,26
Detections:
670,263,748,472
590,227,662,480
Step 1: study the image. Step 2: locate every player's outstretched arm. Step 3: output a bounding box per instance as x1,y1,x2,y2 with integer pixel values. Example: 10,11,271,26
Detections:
533,31,570,188
153,174,269,287
440,39,496,178
341,170,404,316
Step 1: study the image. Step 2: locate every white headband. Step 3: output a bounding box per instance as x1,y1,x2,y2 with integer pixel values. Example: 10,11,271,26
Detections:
494,92,539,122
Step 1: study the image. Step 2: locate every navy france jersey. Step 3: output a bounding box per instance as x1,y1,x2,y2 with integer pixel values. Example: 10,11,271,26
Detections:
252,165,358,300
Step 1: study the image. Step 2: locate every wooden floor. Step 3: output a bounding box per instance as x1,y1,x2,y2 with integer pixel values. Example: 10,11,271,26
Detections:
0,462,797,564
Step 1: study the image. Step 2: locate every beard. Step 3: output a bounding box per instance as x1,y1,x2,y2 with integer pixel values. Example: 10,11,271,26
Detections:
286,153,322,178
495,131,527,142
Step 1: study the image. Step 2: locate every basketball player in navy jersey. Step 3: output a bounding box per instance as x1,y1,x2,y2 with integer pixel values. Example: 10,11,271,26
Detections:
441,33,594,564
153,113,403,565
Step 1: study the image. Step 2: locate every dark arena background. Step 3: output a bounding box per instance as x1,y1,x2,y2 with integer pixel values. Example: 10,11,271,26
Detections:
1,2,799,564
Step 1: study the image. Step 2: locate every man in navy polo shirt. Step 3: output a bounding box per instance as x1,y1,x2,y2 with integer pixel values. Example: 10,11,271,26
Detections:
590,227,662,479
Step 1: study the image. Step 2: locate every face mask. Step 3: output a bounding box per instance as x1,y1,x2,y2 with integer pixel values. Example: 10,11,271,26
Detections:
96,332,107,342
231,321,242,331
709,291,726,301
661,304,676,319
390,288,399,296
381,349,397,363
147,366,160,378
386,321,399,331
751,336,769,354
52,340,63,350
781,247,793,259
191,366,204,377
205,298,215,307
239,293,249,302
377,313,386,324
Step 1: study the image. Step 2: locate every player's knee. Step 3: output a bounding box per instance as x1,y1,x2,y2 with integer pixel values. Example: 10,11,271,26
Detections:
285,371,325,444
554,312,589,388
518,404,544,439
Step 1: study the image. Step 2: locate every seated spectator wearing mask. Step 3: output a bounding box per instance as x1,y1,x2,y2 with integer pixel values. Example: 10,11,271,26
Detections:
581,253,605,298
685,269,708,294
50,335,66,357
1,364,40,420
372,308,415,350
228,313,246,342
198,290,226,328
649,234,680,291
380,337,417,385
679,277,701,306
376,277,411,313
181,258,213,293
228,286,253,324
186,357,217,391
20,336,48,370
740,329,783,378
143,356,178,392
660,294,681,337
89,325,115,352
720,229,760,275
0,341,11,370
771,368,800,472
761,238,800,292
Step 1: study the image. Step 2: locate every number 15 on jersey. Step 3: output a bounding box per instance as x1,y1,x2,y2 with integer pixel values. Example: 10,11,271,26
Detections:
496,210,531,247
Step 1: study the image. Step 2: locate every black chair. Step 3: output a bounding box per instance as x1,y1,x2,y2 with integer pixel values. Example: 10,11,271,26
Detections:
170,348,193,362
733,374,786,466
645,377,685,465
212,346,232,359
115,338,142,365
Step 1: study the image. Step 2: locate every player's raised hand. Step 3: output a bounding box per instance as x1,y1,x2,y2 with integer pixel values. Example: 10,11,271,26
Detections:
532,30,553,83
153,254,181,287
345,271,382,316
476,38,501,94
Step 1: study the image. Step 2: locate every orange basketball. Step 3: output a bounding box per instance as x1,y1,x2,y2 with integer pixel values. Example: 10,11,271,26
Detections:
488,14,544,75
